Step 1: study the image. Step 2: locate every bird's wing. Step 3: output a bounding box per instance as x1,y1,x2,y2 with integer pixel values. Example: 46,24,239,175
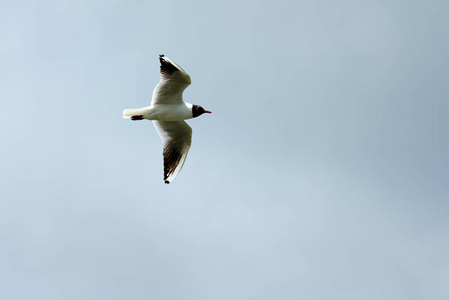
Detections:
153,120,192,184
151,55,192,105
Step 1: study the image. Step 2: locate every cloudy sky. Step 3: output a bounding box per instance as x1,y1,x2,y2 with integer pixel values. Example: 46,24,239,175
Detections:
1,0,449,299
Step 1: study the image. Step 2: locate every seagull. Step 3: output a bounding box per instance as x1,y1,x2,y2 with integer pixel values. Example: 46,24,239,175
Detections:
123,54,211,184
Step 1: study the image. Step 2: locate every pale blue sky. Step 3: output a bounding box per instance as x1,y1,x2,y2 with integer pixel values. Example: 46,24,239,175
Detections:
1,0,449,299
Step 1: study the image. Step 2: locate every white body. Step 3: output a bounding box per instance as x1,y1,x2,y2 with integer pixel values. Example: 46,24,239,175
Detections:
123,103,194,121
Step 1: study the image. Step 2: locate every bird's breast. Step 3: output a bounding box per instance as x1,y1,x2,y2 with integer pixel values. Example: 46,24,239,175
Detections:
144,104,193,121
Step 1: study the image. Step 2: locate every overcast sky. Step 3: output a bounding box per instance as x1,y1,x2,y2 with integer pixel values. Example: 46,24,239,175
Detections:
1,0,449,299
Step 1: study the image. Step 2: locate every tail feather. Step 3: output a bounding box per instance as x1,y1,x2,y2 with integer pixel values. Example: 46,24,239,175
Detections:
123,108,147,119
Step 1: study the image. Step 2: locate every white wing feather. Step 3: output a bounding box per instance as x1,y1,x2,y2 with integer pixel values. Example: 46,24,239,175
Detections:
153,120,192,184
151,55,191,105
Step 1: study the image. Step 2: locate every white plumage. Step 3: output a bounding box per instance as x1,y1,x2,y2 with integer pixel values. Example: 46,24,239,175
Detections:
123,55,211,184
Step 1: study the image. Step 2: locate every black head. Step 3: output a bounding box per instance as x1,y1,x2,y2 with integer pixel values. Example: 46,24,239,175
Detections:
192,105,212,118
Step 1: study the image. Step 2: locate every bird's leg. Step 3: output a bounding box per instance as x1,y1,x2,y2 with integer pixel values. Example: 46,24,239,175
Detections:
131,115,144,121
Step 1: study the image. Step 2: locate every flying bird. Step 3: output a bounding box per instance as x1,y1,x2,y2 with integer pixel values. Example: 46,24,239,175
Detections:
123,55,211,184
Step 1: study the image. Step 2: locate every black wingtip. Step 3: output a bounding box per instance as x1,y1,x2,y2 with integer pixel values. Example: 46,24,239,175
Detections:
165,180,170,184
159,55,179,74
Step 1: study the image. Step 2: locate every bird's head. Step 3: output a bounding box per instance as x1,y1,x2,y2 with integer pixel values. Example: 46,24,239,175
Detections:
192,105,212,118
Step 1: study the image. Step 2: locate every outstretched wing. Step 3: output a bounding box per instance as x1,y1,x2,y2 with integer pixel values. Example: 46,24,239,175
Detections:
151,55,192,105
153,120,192,184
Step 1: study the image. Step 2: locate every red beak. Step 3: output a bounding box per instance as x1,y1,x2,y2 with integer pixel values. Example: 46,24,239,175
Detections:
204,110,212,113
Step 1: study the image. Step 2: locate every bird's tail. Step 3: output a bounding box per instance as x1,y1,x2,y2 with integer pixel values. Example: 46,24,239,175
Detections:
123,108,147,119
